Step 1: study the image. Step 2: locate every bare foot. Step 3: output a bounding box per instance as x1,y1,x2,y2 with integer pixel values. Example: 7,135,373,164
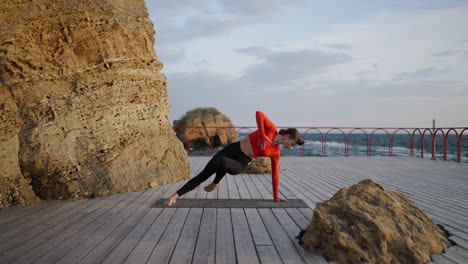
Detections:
165,193,179,206
204,182,219,192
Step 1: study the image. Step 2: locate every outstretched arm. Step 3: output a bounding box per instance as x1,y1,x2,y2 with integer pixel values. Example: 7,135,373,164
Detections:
271,157,287,202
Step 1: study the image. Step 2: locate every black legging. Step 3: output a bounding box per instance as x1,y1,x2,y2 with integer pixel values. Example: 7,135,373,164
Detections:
176,141,252,196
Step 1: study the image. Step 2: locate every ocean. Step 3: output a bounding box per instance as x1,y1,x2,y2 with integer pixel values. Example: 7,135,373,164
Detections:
239,132,468,163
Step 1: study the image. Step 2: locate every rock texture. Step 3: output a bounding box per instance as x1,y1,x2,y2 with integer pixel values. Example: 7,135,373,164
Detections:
302,179,449,264
0,0,190,202
0,84,39,208
243,157,281,174
174,108,238,150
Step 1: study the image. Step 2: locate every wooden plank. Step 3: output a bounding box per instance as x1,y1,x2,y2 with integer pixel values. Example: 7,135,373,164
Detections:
244,208,273,246
450,236,468,251
285,208,312,230
216,208,237,264
243,175,264,199
275,172,321,208
445,246,468,263
0,201,56,225
231,208,260,264
145,208,191,264
272,208,327,264
33,192,143,264
256,245,283,264
249,175,272,199
446,246,468,261
282,167,336,201
258,208,305,264
77,207,150,264
0,201,70,243
76,186,169,264
298,208,314,221
0,199,95,259
227,175,240,199
54,189,157,264
99,208,162,264
192,208,216,264
123,208,177,264
169,208,203,264
432,254,457,264
234,174,252,199
217,175,229,199
8,194,125,264
3,206,96,263
443,251,468,264
254,171,290,200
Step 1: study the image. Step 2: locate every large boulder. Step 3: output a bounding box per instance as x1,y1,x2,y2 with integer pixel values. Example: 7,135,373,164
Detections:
301,179,449,264
0,84,39,208
0,0,190,201
174,108,238,150
243,157,281,174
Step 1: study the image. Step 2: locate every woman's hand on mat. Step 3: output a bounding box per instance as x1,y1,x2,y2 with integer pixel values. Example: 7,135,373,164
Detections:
274,197,288,202
165,193,179,206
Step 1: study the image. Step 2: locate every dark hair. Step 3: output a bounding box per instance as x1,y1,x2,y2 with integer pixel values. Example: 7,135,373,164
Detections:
278,128,304,146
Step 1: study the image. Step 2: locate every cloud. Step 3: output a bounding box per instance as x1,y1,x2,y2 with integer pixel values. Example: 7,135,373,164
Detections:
433,50,461,57
147,0,308,44
165,67,468,127
156,46,186,64
151,1,468,127
239,50,352,85
326,43,353,50
235,46,273,58
394,67,446,80
218,0,281,16
155,16,241,44
145,0,212,17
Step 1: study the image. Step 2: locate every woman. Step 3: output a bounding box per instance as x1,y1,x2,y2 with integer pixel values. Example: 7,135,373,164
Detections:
166,110,304,206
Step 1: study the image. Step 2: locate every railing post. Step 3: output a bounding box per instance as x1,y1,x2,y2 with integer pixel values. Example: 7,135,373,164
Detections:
458,134,462,163
410,131,414,157
443,132,448,161
432,119,436,160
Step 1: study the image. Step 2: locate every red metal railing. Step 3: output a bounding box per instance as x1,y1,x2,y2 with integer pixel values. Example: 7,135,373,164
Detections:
172,126,468,163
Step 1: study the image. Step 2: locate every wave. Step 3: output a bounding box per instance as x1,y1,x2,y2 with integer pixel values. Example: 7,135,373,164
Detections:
299,140,468,162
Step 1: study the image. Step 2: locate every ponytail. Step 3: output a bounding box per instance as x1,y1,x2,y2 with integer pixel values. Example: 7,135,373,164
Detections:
279,128,304,146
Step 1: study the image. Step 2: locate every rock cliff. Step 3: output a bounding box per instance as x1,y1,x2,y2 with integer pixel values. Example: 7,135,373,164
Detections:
0,0,190,203
174,108,238,150
300,179,449,264
0,84,39,208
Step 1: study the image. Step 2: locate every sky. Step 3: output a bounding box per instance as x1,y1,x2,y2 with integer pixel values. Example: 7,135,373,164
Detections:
144,0,468,128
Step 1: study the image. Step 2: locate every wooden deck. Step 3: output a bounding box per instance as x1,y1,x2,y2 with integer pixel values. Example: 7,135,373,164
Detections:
0,157,467,264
